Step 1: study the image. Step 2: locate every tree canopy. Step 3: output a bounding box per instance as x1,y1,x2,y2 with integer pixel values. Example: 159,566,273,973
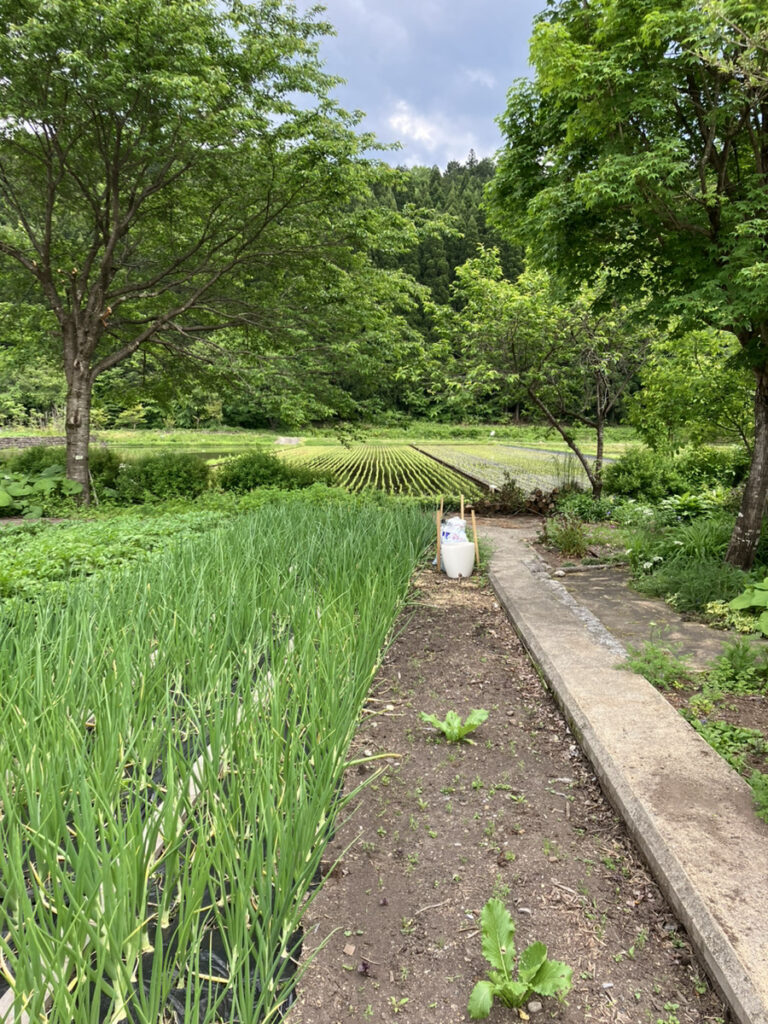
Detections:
488,0,768,566
0,0,385,494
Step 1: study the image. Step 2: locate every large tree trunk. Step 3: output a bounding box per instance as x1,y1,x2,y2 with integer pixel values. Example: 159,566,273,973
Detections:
65,358,93,504
725,365,768,569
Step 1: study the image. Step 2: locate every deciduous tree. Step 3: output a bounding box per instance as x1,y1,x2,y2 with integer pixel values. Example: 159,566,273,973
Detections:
489,0,768,566
0,0,376,497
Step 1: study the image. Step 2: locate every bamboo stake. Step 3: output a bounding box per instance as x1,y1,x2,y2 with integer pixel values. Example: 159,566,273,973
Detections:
471,509,480,567
460,494,464,521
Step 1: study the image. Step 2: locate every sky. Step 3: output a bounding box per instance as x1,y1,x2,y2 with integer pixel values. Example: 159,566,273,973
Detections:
297,0,546,169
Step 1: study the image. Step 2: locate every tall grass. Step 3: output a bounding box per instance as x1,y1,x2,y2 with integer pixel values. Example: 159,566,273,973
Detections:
0,499,431,1023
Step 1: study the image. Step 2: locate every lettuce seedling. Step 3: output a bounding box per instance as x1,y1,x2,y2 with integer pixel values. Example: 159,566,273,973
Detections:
419,708,488,743
468,899,572,1019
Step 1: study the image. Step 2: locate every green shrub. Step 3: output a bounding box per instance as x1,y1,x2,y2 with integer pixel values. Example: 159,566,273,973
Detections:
622,641,693,690
674,445,750,488
634,556,748,613
5,445,122,492
115,452,210,502
603,447,686,501
555,491,614,522
708,638,768,694
545,515,589,558
217,450,327,493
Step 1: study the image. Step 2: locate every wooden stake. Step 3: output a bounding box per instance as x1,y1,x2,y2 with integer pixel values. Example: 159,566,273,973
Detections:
436,502,442,573
471,509,480,566
460,493,464,521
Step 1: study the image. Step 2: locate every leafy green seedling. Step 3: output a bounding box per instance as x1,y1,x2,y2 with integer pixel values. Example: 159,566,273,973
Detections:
468,898,572,1019
420,708,488,743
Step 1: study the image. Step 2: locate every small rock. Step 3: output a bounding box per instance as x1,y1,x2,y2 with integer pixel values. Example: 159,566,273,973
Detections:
602,982,614,990
553,569,566,577
527,1001,543,1014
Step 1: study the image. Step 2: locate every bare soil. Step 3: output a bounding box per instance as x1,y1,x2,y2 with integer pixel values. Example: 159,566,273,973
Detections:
290,565,729,1024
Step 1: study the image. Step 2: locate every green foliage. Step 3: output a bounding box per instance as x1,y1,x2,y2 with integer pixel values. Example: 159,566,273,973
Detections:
656,492,725,524
430,248,650,494
674,446,750,489
114,453,210,503
216,450,327,493
488,0,768,566
621,643,692,691
5,445,122,492
555,491,614,522
545,516,589,559
0,499,432,1019
684,719,768,776
467,899,572,1019
728,578,768,635
708,639,768,695
750,771,768,823
419,709,489,744
628,330,754,453
635,557,748,615
0,466,82,518
603,448,686,502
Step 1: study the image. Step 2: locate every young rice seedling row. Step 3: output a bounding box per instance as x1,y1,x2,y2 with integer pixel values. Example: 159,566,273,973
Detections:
415,444,591,492
0,499,432,1024
279,444,483,499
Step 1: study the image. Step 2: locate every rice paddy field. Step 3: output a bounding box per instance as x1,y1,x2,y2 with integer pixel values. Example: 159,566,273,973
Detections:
0,498,432,1023
278,443,485,500
415,443,598,492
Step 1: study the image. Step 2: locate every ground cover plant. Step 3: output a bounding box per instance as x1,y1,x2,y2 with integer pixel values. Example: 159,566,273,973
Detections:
279,443,483,500
0,497,432,1022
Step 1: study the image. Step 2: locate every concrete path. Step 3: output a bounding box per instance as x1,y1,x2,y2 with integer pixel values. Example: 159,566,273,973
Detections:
480,520,768,1024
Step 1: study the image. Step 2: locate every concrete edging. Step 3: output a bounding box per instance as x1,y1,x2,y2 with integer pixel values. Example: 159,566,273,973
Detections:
483,524,768,1024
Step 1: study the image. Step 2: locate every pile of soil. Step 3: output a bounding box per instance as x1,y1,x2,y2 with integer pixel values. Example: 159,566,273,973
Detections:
290,566,728,1023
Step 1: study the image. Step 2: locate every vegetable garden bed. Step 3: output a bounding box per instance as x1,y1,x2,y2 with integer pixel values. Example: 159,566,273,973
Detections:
0,500,432,1023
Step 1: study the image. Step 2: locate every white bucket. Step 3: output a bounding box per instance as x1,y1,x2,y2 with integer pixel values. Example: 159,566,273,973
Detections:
441,541,475,579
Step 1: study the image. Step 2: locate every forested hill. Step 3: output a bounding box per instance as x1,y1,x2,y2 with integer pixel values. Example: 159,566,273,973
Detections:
374,153,521,307
0,153,522,430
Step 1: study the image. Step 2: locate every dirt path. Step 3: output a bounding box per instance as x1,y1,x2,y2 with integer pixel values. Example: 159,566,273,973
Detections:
290,568,728,1024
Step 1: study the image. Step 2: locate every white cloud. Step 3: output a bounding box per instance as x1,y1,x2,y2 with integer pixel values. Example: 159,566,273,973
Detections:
387,100,480,163
463,68,496,89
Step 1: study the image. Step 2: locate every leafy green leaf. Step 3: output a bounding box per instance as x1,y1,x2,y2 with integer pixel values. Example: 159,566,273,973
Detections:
529,957,573,998
480,898,515,974
419,707,489,742
495,979,530,1008
518,941,548,983
32,478,57,493
467,980,495,1020
61,479,84,495
0,489,13,508
463,708,490,732
443,710,463,737
5,482,32,497
757,610,768,637
729,590,758,610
